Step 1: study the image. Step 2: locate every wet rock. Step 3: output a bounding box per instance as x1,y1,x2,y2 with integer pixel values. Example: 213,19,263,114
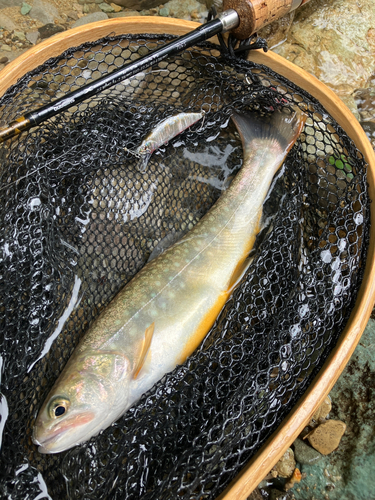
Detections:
30,0,61,25
190,9,200,20
306,419,346,455
293,438,323,465
159,7,169,17
309,395,332,426
0,55,8,63
258,12,295,50
0,0,23,7
355,86,375,122
20,2,32,15
110,3,122,12
99,2,114,13
164,0,207,21
83,3,101,14
291,320,375,499
273,448,296,478
269,489,290,500
0,14,16,32
26,31,39,45
298,426,311,439
108,10,139,19
354,84,375,147
110,0,160,9
71,11,108,28
38,23,65,39
73,3,83,13
67,10,79,21
0,46,27,62
13,31,26,42
247,487,264,500
273,0,375,117
107,10,139,18
204,0,222,11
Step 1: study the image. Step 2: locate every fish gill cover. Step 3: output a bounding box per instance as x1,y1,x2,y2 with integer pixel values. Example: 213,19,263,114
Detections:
0,34,370,499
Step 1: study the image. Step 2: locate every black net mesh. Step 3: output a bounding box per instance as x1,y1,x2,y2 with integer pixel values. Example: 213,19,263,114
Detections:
0,34,370,499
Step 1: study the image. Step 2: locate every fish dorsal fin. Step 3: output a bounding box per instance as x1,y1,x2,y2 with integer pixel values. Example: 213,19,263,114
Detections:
147,230,186,263
133,322,155,379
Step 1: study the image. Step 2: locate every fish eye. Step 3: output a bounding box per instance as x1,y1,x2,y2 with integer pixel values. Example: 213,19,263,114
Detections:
55,406,65,417
48,397,70,419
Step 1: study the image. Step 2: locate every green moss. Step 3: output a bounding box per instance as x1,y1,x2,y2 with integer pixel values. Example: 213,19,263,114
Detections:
328,153,354,179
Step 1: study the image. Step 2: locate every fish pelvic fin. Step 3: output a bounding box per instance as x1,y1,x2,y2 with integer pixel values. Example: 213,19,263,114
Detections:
231,108,307,157
133,322,155,379
226,253,256,296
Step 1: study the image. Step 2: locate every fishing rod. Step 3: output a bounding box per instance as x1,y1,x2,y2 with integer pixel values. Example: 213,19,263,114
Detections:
0,0,311,144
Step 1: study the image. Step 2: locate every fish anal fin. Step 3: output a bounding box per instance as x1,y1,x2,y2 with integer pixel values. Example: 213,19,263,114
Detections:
133,322,155,379
226,256,253,295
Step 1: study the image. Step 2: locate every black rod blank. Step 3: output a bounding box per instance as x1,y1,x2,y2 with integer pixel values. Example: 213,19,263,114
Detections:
0,10,239,144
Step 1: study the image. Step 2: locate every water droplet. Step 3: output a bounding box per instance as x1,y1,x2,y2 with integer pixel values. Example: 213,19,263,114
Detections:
29,197,41,210
338,238,346,251
299,304,309,318
290,324,301,339
354,213,363,225
331,257,340,271
320,249,332,263
334,284,342,296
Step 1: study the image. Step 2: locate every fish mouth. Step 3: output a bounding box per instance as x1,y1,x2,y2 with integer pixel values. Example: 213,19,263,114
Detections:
33,411,96,454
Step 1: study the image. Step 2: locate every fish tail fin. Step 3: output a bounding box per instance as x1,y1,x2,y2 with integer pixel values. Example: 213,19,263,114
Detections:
138,153,151,173
231,108,307,155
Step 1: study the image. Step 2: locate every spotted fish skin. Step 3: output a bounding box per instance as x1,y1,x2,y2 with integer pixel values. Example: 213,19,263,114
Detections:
33,109,306,454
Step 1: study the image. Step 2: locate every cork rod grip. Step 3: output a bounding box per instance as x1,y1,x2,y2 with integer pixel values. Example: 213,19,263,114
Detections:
223,0,310,39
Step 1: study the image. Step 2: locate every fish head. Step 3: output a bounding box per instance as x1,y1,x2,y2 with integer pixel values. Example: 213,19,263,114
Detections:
33,350,131,454
138,142,152,155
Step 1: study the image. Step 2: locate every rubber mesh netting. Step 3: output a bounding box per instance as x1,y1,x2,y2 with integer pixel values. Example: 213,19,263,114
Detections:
0,33,370,499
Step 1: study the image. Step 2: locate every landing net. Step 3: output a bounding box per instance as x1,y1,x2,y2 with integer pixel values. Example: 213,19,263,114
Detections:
0,33,369,499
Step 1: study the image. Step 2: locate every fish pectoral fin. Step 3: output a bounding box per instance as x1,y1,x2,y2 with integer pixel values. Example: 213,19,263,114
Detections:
133,322,155,379
226,257,254,295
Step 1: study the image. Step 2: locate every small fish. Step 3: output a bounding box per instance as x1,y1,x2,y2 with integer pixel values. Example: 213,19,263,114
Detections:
33,108,306,453
128,111,205,171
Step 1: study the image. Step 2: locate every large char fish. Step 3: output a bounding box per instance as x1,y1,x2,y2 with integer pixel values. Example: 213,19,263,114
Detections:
33,108,306,453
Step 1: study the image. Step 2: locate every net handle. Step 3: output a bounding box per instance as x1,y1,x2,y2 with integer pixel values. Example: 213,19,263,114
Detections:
222,0,311,39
